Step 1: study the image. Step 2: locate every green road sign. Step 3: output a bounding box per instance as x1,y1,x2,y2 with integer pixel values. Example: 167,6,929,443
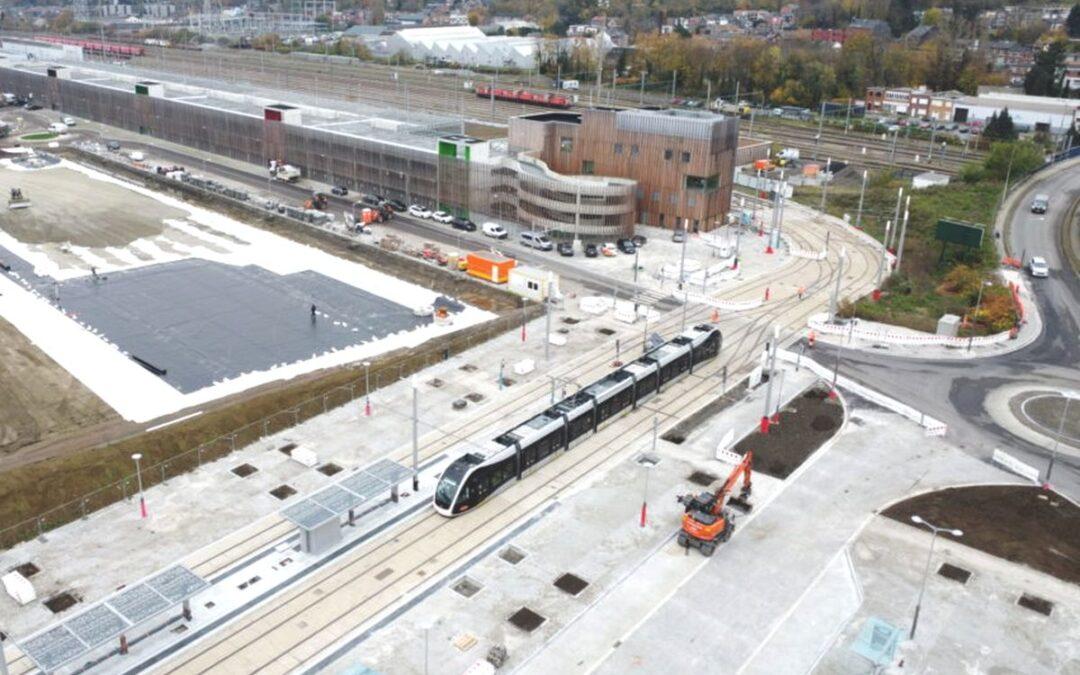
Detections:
935,219,985,248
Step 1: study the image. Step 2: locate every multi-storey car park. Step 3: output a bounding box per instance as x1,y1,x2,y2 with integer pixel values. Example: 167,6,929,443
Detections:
0,58,746,237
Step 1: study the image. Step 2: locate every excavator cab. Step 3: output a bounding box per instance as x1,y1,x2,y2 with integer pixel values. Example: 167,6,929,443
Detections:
676,452,753,557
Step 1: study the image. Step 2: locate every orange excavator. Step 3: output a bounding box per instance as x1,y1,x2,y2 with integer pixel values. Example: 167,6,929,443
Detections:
676,452,753,556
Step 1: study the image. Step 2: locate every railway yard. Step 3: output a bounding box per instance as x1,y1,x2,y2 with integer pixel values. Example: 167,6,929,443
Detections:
0,36,1076,675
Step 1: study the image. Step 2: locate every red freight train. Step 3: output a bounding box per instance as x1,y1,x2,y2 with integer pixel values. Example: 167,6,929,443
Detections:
37,35,145,58
474,84,572,110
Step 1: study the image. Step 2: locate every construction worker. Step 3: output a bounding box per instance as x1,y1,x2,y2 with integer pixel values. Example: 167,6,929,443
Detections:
797,285,805,300
310,303,317,321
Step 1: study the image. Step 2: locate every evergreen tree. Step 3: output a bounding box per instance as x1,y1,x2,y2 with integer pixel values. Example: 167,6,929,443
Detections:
984,109,1017,141
1023,40,1067,97
1068,3,1080,38
885,0,917,37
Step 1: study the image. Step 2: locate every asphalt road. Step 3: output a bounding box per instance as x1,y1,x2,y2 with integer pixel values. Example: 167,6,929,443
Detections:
810,161,1080,499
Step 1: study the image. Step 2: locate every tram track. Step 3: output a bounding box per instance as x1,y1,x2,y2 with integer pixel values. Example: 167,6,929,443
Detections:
152,218,873,674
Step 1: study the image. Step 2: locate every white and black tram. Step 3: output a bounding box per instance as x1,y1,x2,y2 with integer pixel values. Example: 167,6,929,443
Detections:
433,324,721,516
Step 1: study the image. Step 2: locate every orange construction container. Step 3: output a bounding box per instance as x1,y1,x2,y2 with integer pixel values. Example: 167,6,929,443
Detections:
466,251,516,284
803,163,820,177
361,208,377,224
754,159,771,171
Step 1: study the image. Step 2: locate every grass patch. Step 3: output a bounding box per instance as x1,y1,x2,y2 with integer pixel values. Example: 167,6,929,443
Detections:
794,174,1011,333
19,132,59,142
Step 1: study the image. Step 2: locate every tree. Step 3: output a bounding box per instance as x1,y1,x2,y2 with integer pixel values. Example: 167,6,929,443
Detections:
983,108,1017,140
1023,39,1067,97
982,140,1045,180
1068,3,1080,38
885,0,918,37
922,7,944,26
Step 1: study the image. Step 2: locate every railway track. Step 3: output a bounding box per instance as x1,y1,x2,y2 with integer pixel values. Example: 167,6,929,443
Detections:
145,216,877,674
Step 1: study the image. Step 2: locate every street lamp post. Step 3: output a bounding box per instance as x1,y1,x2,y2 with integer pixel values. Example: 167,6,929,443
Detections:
132,453,147,519
854,169,868,230
909,515,963,640
819,157,832,213
641,416,658,527
1046,390,1079,483
411,377,419,491
363,361,372,416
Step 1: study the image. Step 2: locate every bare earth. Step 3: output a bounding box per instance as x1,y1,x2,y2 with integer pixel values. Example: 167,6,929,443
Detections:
0,316,118,460
0,166,183,245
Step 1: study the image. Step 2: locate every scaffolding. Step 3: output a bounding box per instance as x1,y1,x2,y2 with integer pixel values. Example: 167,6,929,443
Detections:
186,12,321,37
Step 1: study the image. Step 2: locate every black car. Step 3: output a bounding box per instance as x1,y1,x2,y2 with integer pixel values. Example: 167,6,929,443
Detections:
451,217,477,232
385,198,407,212
631,234,647,247
557,242,574,256
617,238,636,254
24,103,41,110
331,185,348,196
584,242,599,257
359,194,382,208
106,141,121,152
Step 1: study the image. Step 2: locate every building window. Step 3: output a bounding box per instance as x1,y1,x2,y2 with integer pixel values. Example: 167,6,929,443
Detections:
614,143,623,155
659,213,665,227
560,137,573,152
630,144,639,157
682,151,691,163
582,160,594,174
664,149,673,160
685,174,720,191
652,191,660,202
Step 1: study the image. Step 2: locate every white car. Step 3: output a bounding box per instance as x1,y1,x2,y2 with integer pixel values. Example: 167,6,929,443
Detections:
62,116,76,126
47,122,68,133
1028,256,1049,278
482,222,508,239
432,210,453,224
408,204,432,219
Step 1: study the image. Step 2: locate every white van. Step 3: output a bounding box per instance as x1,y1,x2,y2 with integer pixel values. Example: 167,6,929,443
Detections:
482,222,508,239
561,80,580,91
47,122,68,133
520,231,553,251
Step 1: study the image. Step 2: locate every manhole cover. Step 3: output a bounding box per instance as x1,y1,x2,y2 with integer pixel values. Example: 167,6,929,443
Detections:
937,563,972,584
553,573,589,596
597,327,616,336
562,317,581,324
452,399,468,410
14,562,40,578
499,545,527,565
460,364,479,372
452,576,483,598
428,378,445,388
811,415,837,431
269,485,297,500
508,607,546,632
278,443,297,456
558,327,571,334
44,592,78,614
465,392,485,403
688,471,717,487
318,463,343,477
232,463,258,478
1017,593,1053,616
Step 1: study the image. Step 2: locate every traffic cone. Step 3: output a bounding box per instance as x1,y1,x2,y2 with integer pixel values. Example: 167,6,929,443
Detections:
521,323,526,342
872,288,882,302
765,243,774,254
760,416,770,434
764,287,771,301
808,330,816,348
711,309,720,322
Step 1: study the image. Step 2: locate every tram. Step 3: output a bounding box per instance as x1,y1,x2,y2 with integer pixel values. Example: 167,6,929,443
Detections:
434,324,721,516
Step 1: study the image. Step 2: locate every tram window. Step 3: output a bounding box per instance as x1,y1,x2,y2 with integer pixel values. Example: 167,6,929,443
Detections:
568,412,592,441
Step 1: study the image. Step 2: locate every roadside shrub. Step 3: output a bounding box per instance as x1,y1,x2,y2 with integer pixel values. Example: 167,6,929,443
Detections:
958,163,986,183
938,264,981,297
975,286,1017,332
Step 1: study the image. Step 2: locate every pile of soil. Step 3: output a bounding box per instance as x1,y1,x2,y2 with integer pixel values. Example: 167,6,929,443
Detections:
662,378,750,445
882,485,1080,584
733,386,844,479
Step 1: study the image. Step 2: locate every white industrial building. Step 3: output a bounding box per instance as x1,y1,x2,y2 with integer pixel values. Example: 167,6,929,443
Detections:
953,92,1080,134
385,26,539,69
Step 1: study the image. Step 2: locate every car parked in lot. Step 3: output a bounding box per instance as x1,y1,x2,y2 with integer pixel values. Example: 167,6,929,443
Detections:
331,185,349,196
601,242,617,257
62,116,76,126
1028,256,1049,278
672,227,687,243
520,231,554,251
584,242,599,257
557,242,574,256
383,199,405,212
408,204,432,218
617,238,636,254
631,234,647,247
359,194,382,208
106,140,121,152
451,216,477,232
482,222,508,239
432,210,454,224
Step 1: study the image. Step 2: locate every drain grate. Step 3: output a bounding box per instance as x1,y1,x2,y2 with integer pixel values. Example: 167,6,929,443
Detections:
554,573,589,596
451,576,483,598
44,592,78,614
508,607,546,632
662,431,686,445
269,485,297,500
562,317,581,324
596,327,616,336
1017,593,1053,616
460,364,479,372
317,463,343,477
465,392,486,403
14,562,40,578
427,378,445,388
499,545,527,565
452,399,468,410
937,563,972,584
688,471,717,487
278,443,297,456
231,463,258,478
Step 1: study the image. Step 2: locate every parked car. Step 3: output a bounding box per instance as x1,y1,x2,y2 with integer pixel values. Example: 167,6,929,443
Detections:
482,221,508,239
106,140,121,152
631,234,647,247
24,102,41,110
62,116,76,126
672,227,687,243
617,238,636,254
557,242,574,256
1030,194,1049,214
331,185,349,196
383,199,405,212
47,122,68,133
1028,256,1049,278
432,210,454,224
584,242,599,257
359,194,382,208
408,204,432,218
601,242,617,257
520,231,554,251
451,216,477,232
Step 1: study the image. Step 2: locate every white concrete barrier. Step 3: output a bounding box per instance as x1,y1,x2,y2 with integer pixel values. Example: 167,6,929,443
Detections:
682,292,764,312
776,348,947,436
807,313,1013,349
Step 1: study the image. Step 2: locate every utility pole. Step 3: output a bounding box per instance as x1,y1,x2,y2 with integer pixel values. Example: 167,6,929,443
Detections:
544,279,553,361
819,157,831,213
678,219,689,288
639,70,646,105
671,70,678,100
891,126,900,161
844,98,852,134
828,246,847,322
855,169,868,230
875,221,891,287
813,101,826,161
890,187,904,250
896,197,911,271
412,379,419,491
760,326,779,433
927,124,937,162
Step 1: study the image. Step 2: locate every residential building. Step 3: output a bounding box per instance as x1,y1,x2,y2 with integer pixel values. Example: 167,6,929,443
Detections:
927,90,965,122
848,18,892,40
509,108,740,232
